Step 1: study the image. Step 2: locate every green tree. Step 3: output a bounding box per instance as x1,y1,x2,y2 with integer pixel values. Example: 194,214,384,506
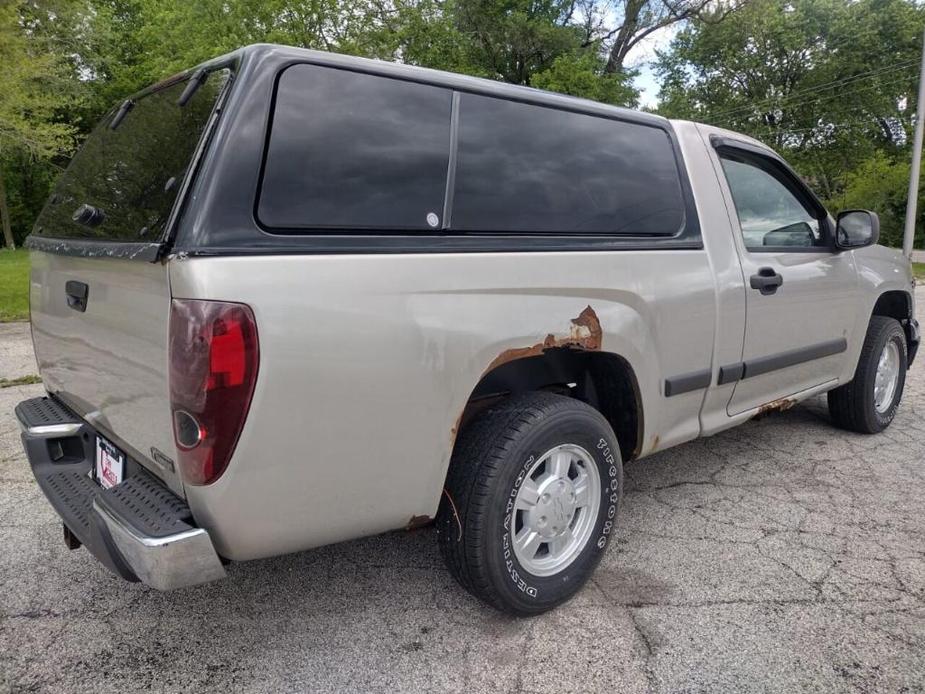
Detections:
0,1,78,248
532,52,637,104
2,0,745,245
828,152,925,248
447,0,587,84
102,0,639,101
129,0,377,78
656,0,925,200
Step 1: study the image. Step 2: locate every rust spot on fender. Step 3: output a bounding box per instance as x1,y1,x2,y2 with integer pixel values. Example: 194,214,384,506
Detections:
484,306,603,375
570,306,603,350
406,515,434,530
648,434,660,454
754,397,796,417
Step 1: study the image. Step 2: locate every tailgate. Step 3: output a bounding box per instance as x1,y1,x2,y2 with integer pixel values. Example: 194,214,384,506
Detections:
30,252,181,493
26,68,230,496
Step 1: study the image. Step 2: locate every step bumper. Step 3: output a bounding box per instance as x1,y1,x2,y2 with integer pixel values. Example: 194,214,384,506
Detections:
14,396,226,591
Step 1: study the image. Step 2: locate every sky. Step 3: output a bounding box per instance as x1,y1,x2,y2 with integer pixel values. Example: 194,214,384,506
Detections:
627,24,681,109
635,64,662,108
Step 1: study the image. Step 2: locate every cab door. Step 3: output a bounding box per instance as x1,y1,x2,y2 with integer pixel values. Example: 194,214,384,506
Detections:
711,139,859,416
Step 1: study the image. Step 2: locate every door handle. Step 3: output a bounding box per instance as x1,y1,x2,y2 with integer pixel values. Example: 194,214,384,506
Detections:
65,280,89,312
750,267,783,295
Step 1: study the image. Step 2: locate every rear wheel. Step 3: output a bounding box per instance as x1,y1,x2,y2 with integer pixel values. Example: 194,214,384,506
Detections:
437,392,623,615
828,316,907,434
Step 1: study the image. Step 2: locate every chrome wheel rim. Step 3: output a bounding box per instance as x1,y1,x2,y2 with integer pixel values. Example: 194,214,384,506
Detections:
510,444,601,577
874,341,901,414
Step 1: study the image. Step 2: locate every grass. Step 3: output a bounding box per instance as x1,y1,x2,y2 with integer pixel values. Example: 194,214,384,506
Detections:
913,262,925,282
0,374,42,388
0,248,29,322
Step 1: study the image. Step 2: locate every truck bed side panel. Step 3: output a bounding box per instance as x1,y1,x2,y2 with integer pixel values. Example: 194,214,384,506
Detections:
170,251,715,561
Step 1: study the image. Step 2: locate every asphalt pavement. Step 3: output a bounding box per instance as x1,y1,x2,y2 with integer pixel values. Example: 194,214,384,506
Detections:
1,306,924,693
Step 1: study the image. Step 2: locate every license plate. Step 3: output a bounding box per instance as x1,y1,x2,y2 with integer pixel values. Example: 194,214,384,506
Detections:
95,436,125,489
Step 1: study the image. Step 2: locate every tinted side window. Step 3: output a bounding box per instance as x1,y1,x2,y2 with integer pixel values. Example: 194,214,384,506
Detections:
452,94,686,234
719,154,824,250
259,65,452,231
35,71,228,242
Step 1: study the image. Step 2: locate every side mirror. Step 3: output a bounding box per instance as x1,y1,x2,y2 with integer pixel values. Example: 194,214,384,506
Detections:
835,210,880,249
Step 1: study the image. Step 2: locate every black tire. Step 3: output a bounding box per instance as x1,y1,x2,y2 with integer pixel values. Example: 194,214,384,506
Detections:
828,316,907,434
437,391,623,616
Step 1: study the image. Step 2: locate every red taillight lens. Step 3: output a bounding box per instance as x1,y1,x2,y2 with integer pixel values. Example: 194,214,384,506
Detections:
169,299,259,485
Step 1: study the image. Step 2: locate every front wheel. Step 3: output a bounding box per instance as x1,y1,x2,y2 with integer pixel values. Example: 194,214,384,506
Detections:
437,392,623,616
828,315,907,434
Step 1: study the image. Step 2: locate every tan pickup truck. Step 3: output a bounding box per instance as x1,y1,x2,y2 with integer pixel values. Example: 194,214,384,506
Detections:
15,44,918,615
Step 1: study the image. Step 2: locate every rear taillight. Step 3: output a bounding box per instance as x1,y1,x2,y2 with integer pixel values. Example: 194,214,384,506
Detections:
168,299,259,485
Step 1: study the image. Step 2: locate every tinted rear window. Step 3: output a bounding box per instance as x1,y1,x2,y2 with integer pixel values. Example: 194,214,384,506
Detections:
258,65,453,231
34,70,228,242
452,94,685,234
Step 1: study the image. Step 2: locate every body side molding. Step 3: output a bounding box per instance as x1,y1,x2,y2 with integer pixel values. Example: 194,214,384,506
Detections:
664,369,712,397
718,338,848,385
668,338,849,397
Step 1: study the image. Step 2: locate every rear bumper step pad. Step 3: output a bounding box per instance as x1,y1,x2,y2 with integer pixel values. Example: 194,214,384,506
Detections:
15,396,226,590
15,396,83,438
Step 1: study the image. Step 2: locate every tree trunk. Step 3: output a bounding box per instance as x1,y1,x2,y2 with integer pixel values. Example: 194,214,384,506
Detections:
0,168,15,250
605,0,644,74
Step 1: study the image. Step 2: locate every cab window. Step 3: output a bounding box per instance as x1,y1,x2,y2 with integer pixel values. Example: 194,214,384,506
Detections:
719,153,825,251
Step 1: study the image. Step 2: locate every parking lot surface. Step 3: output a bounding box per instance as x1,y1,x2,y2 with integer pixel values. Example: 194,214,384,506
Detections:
1,298,924,693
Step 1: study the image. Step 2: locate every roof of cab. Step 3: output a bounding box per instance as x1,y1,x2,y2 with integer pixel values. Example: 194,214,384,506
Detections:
208,43,671,130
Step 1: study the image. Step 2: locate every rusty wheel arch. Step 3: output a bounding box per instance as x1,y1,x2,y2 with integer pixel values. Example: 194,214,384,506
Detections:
451,307,643,463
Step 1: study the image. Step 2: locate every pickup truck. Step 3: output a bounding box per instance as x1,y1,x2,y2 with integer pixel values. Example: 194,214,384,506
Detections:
15,44,919,616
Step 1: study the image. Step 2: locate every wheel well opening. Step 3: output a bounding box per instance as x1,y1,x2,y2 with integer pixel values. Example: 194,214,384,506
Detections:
872,291,911,323
457,349,643,461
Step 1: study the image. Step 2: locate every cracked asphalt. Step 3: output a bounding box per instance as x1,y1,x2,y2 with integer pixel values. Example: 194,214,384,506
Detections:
2,298,925,693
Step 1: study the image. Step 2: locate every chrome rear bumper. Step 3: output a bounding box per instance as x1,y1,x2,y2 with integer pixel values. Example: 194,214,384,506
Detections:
92,498,226,590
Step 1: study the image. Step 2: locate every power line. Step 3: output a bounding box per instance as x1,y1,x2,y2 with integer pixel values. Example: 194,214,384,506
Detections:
709,59,919,120
708,75,918,143
773,120,891,136
645,18,919,99
712,62,917,119
769,118,903,137
709,73,918,131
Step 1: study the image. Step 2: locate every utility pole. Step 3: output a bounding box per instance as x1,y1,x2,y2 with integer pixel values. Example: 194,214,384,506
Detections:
903,25,925,258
